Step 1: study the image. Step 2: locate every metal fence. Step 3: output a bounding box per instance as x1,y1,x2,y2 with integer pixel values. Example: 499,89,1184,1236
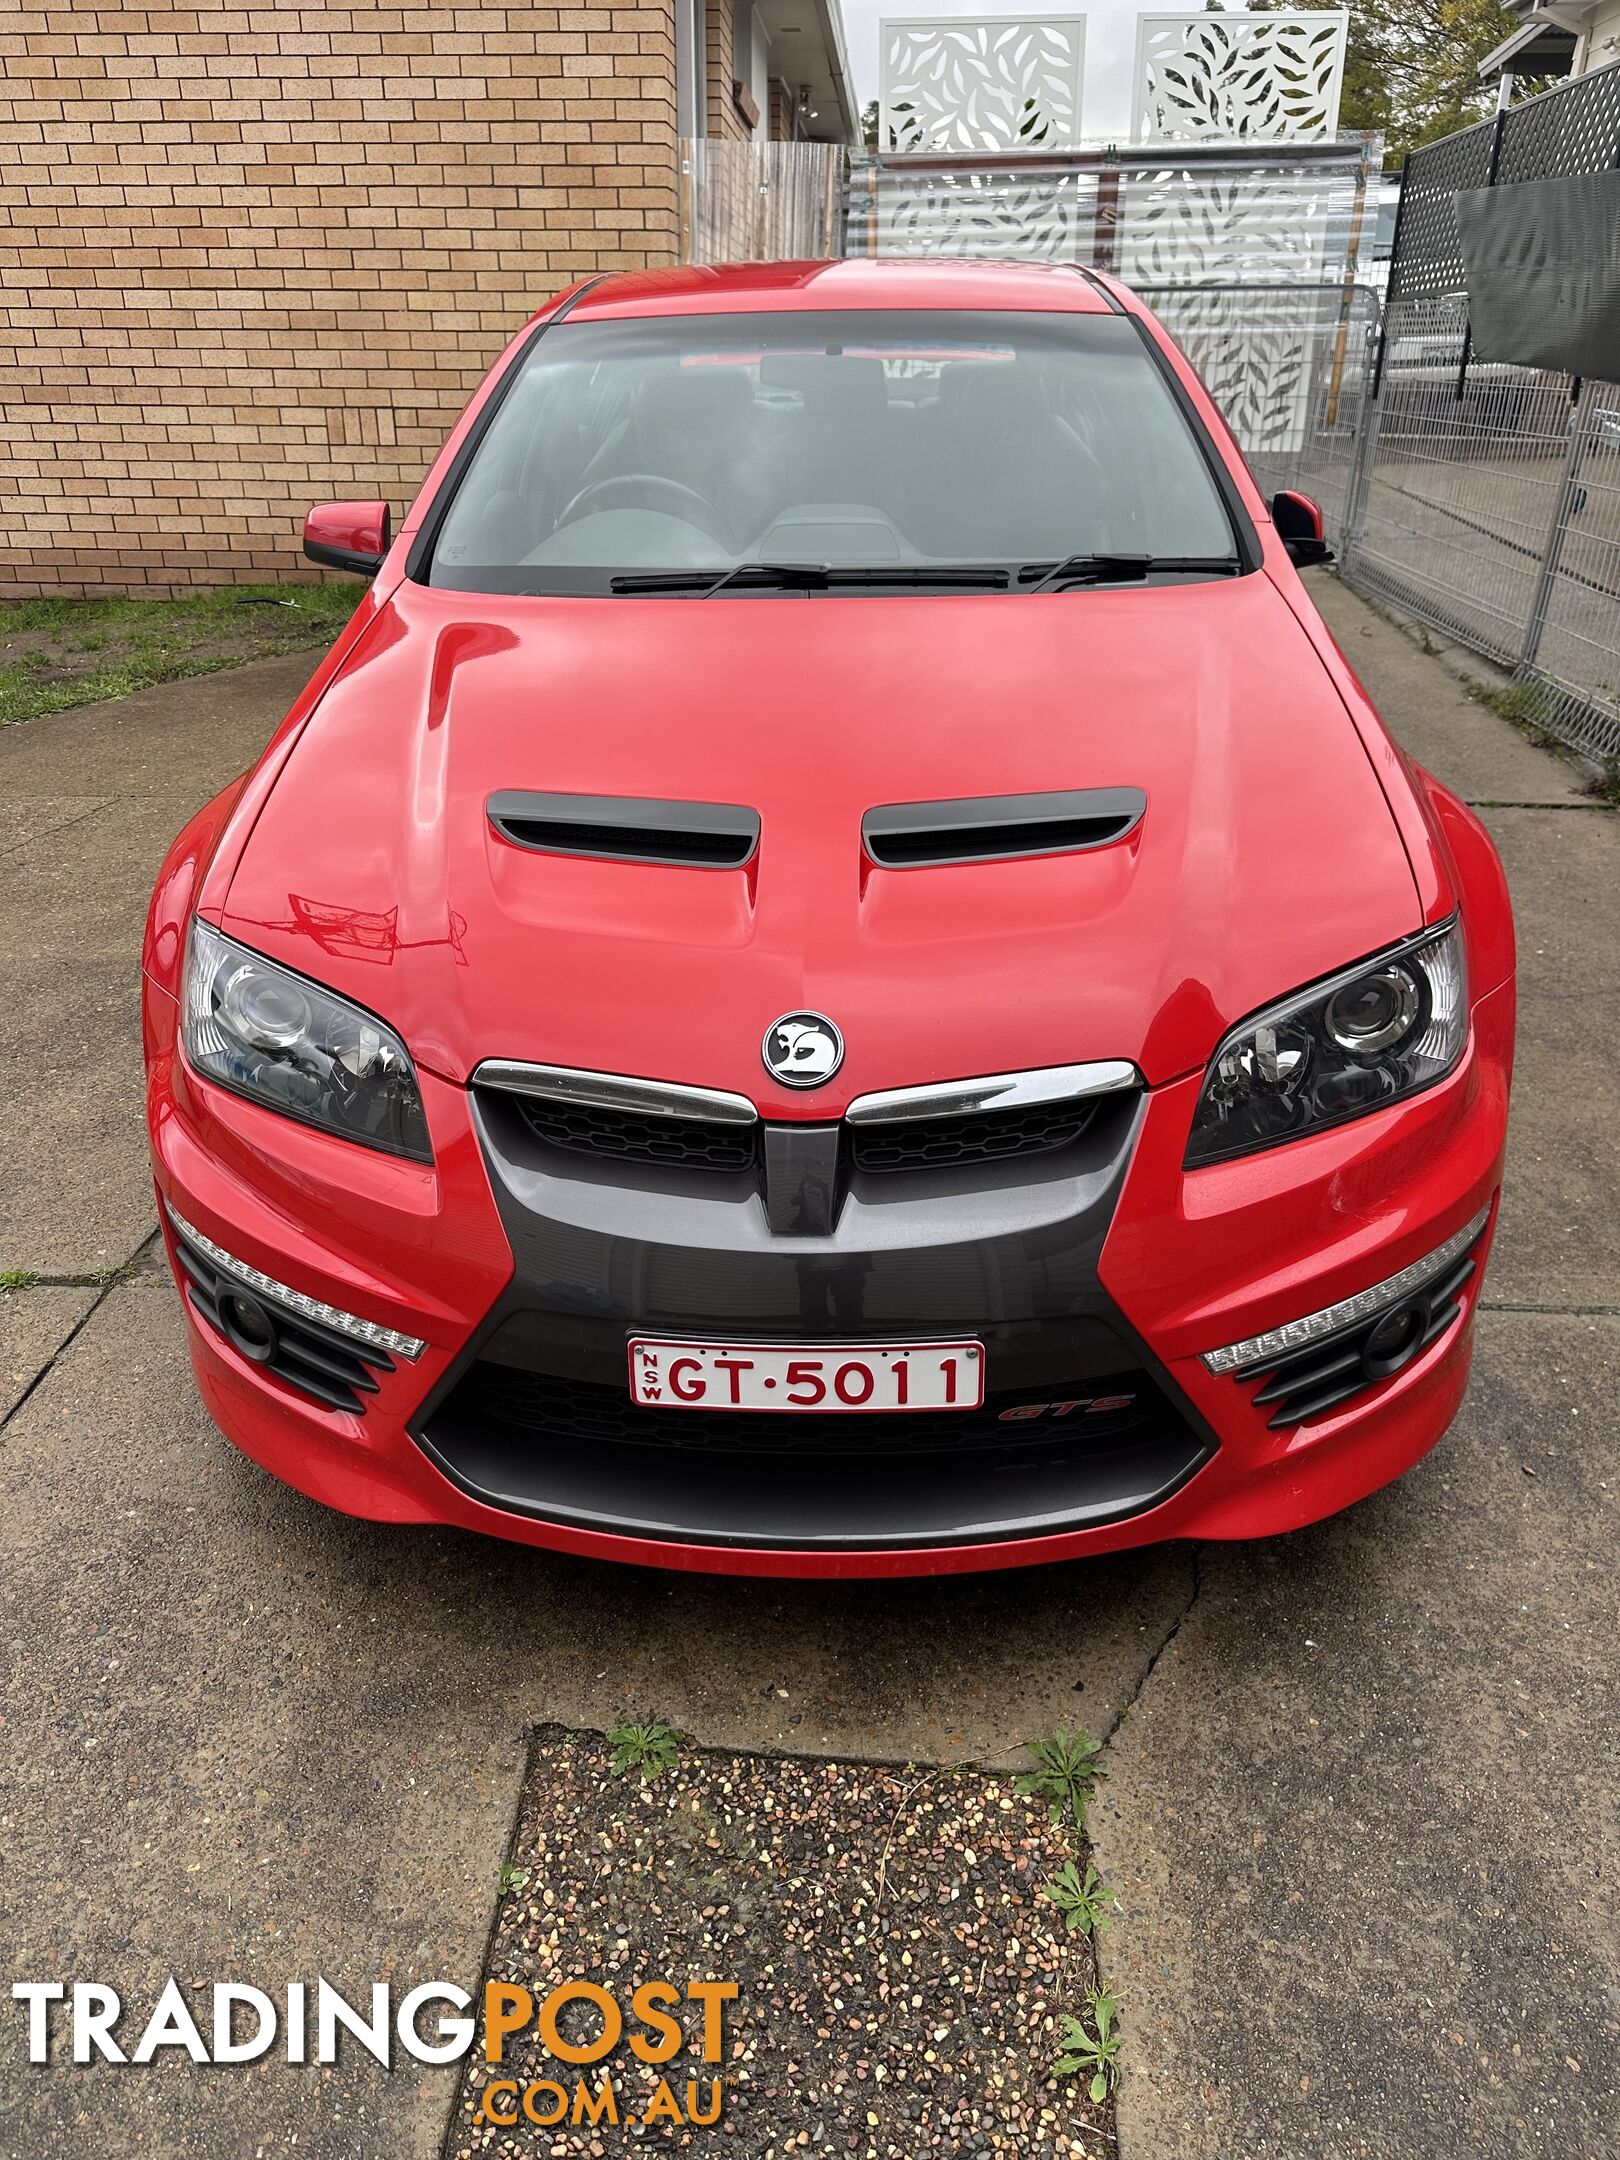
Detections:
1149,282,1380,541
677,100,1620,759
1339,60,1620,760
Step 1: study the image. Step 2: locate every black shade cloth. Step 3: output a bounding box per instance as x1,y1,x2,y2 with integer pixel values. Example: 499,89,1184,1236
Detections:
1455,169,1620,380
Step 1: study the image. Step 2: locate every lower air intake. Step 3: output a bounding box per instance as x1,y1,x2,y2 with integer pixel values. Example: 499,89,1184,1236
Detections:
170,1223,395,1413
1241,1245,1480,1429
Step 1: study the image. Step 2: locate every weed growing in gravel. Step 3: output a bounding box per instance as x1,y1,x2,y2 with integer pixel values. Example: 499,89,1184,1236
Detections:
1052,1986,1123,2101
1040,1859,1117,1938
1016,1728,1103,1830
606,1719,682,1784
497,1865,531,1897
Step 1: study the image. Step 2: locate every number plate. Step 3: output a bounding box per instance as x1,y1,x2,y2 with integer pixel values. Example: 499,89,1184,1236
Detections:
627,1338,984,1413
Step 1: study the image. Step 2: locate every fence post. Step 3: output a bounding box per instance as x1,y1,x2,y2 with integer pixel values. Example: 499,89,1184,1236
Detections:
1325,146,1370,428
1519,381,1595,676
1370,152,1411,398
1340,313,1384,569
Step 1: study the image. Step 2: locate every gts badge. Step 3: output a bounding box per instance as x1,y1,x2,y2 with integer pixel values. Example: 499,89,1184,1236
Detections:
997,1394,1136,1423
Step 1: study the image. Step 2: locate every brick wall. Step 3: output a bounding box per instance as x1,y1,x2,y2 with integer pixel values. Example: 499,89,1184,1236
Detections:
703,0,749,143
0,3,680,593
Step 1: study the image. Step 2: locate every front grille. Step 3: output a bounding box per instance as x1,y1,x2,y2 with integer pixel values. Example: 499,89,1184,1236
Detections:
171,1226,395,1413
497,1093,1098,1178
850,1100,1096,1173
1240,1246,1479,1429
510,1094,759,1173
451,1360,1153,1457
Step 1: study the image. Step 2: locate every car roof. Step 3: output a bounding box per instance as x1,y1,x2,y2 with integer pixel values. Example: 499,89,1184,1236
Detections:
560,258,1123,321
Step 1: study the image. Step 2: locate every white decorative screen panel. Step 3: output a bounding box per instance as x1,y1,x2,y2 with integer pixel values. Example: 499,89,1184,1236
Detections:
1132,12,1348,142
880,17,1086,152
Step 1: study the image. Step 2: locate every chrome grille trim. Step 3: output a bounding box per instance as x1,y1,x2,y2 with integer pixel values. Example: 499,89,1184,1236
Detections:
474,1060,759,1126
845,1060,1140,1126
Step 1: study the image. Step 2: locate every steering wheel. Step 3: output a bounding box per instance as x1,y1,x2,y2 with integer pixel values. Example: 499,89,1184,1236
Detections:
556,473,732,543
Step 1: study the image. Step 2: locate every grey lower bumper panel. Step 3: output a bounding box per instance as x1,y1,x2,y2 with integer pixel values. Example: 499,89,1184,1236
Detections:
415,1398,1207,1549
409,1087,1216,1552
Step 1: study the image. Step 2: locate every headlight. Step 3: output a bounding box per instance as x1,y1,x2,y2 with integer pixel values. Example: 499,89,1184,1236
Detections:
1185,920,1467,1168
182,920,432,1163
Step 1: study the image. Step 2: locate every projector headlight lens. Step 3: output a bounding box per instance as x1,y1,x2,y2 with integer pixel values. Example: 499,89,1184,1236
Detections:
1186,920,1467,1168
182,920,432,1163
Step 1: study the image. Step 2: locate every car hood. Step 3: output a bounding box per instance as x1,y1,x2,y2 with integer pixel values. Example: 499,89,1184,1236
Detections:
221,573,1420,1111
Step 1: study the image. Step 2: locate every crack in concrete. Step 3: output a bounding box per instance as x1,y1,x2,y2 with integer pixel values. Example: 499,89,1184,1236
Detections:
0,795,117,864
1481,1299,1620,1316
1099,1548,1202,1756
0,1228,159,1440
1466,798,1612,811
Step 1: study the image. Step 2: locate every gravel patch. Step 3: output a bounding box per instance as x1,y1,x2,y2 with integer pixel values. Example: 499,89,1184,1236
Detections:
448,1728,1114,2158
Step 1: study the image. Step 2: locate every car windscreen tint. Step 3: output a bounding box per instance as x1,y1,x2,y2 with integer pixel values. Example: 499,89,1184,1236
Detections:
425,309,1239,593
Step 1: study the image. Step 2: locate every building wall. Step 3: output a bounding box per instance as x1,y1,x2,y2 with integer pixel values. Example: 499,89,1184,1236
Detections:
1577,0,1620,72
0,2,679,594
703,0,751,141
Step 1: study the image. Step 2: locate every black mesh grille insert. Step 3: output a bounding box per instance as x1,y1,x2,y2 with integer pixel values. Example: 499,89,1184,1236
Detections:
496,1092,1101,1178
510,1095,759,1173
850,1100,1097,1173
169,1227,394,1414
439,1361,1158,1458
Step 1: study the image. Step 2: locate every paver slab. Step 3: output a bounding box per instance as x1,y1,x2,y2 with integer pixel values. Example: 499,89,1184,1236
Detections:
0,656,324,1275
0,1285,96,1419
1092,1309,1620,2160
1307,574,1592,806
0,1279,1190,2159
1478,805,1620,1311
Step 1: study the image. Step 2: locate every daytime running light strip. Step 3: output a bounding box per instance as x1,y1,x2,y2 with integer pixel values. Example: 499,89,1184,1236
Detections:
165,1203,427,1361
1201,1205,1491,1376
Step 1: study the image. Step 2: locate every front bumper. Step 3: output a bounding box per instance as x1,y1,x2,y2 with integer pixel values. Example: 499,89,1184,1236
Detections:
144,975,1512,1578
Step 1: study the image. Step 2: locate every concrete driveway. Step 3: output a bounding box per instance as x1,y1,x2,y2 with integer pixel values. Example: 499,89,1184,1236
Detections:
1,576,1616,2159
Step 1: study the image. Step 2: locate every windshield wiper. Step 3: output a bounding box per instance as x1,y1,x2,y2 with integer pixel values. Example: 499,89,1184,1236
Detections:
612,561,834,597
1017,553,1240,594
609,562,1013,596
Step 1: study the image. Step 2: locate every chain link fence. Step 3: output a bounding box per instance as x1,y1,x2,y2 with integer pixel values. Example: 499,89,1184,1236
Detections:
1336,62,1620,761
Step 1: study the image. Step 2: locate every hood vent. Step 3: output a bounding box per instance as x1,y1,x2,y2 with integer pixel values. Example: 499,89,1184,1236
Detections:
862,787,1147,868
488,791,759,869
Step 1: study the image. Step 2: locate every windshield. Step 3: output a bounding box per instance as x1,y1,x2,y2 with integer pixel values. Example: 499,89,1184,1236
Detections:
425,308,1239,594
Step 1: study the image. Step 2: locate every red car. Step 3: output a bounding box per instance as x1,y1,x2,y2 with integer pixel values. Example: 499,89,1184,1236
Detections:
142,260,1514,1579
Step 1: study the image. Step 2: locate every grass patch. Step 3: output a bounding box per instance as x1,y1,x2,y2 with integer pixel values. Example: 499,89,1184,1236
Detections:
0,1269,41,1292
1468,677,1560,743
0,583,359,727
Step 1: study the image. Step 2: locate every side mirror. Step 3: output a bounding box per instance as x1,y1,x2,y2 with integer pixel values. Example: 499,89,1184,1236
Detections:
303,500,391,577
1271,490,1333,569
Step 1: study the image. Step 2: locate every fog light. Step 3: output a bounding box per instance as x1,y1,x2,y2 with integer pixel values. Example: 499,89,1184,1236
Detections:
1360,1297,1431,1380
217,1287,278,1364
